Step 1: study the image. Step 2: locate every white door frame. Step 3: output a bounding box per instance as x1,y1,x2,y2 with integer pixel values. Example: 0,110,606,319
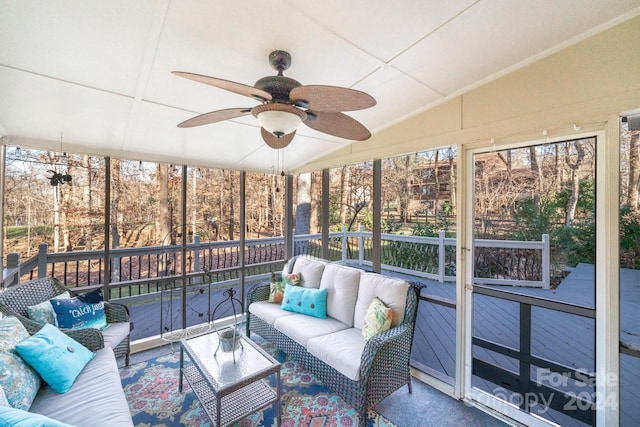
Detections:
457,126,620,426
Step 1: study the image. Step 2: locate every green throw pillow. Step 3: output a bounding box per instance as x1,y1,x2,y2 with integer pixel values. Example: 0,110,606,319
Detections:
269,273,301,303
281,284,327,318
15,323,95,394
362,297,393,342
284,273,301,286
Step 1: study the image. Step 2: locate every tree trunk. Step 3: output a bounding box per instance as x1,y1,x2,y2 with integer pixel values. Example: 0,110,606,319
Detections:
227,170,235,240
156,163,171,245
296,173,311,235
529,146,542,208
310,171,321,233
340,166,349,225
82,155,92,250
629,131,640,210
448,148,456,213
565,141,586,226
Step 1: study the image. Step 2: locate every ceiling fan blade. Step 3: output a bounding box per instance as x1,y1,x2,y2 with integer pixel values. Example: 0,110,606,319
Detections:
290,85,376,112
303,111,371,141
172,71,272,102
177,108,252,128
261,128,296,149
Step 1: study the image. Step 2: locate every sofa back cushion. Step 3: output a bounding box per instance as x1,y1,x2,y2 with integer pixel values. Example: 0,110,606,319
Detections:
353,273,409,330
291,256,327,288
319,263,361,327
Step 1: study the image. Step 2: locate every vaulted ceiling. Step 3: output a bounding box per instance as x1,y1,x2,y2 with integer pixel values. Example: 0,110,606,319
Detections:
1,0,639,173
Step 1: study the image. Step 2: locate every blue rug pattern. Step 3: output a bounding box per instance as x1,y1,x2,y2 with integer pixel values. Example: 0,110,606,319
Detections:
119,336,396,427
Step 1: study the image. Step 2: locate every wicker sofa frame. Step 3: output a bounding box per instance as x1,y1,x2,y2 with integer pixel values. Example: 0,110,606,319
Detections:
247,278,422,424
0,277,131,365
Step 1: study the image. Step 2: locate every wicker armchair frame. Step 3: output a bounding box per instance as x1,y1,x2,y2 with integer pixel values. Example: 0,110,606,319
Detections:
0,277,131,365
247,279,423,424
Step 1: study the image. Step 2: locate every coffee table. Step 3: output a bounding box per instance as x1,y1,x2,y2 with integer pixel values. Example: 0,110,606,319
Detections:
179,331,281,427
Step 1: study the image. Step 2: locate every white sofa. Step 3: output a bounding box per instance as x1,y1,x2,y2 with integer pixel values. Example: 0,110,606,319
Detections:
247,256,422,423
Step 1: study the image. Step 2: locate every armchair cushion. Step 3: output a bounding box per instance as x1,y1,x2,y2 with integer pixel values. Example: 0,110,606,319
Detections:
15,324,95,394
0,317,41,410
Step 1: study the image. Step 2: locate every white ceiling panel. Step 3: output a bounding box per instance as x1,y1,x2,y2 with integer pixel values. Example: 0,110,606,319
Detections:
289,0,478,63
0,67,132,148
1,0,639,172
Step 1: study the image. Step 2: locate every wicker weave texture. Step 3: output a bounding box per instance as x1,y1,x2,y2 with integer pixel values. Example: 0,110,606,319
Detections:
247,280,422,425
0,277,132,364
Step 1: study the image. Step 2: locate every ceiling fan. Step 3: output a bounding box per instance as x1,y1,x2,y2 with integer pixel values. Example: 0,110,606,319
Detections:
173,50,376,149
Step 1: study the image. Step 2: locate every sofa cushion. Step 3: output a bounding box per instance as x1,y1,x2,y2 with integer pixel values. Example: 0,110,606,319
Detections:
274,313,349,347
0,316,41,410
291,256,326,288
26,292,71,326
362,297,393,342
0,406,74,427
353,273,409,330
16,324,95,394
319,263,361,326
29,347,134,427
281,285,327,319
249,301,296,325
307,328,365,381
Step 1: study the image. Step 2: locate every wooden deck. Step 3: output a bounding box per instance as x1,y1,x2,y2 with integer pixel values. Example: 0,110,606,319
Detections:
124,263,639,426
410,263,640,427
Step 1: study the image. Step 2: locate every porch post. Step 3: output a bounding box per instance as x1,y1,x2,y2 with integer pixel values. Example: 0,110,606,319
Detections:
103,157,111,300
284,174,293,259
181,165,188,331
240,171,246,307
321,169,329,260
372,159,381,272
0,143,5,271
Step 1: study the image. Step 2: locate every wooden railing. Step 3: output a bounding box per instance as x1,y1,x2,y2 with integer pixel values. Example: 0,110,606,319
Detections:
3,229,550,292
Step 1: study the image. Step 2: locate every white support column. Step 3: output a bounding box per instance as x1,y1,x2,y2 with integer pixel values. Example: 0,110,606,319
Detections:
0,142,5,272
321,169,329,260
595,124,620,426
372,159,381,273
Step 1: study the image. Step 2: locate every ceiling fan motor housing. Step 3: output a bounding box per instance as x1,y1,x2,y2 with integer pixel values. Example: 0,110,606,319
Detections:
254,75,302,104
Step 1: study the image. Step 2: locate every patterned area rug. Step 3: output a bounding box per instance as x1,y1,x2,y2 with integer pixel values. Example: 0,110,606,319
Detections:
119,336,396,427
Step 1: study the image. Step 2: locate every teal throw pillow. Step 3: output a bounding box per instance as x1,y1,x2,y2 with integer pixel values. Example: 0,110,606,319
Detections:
0,316,41,410
15,323,95,394
50,296,108,330
0,406,74,427
281,284,327,319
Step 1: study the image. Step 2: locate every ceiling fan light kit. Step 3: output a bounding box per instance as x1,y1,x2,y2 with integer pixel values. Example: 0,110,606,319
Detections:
252,103,307,138
173,50,376,148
